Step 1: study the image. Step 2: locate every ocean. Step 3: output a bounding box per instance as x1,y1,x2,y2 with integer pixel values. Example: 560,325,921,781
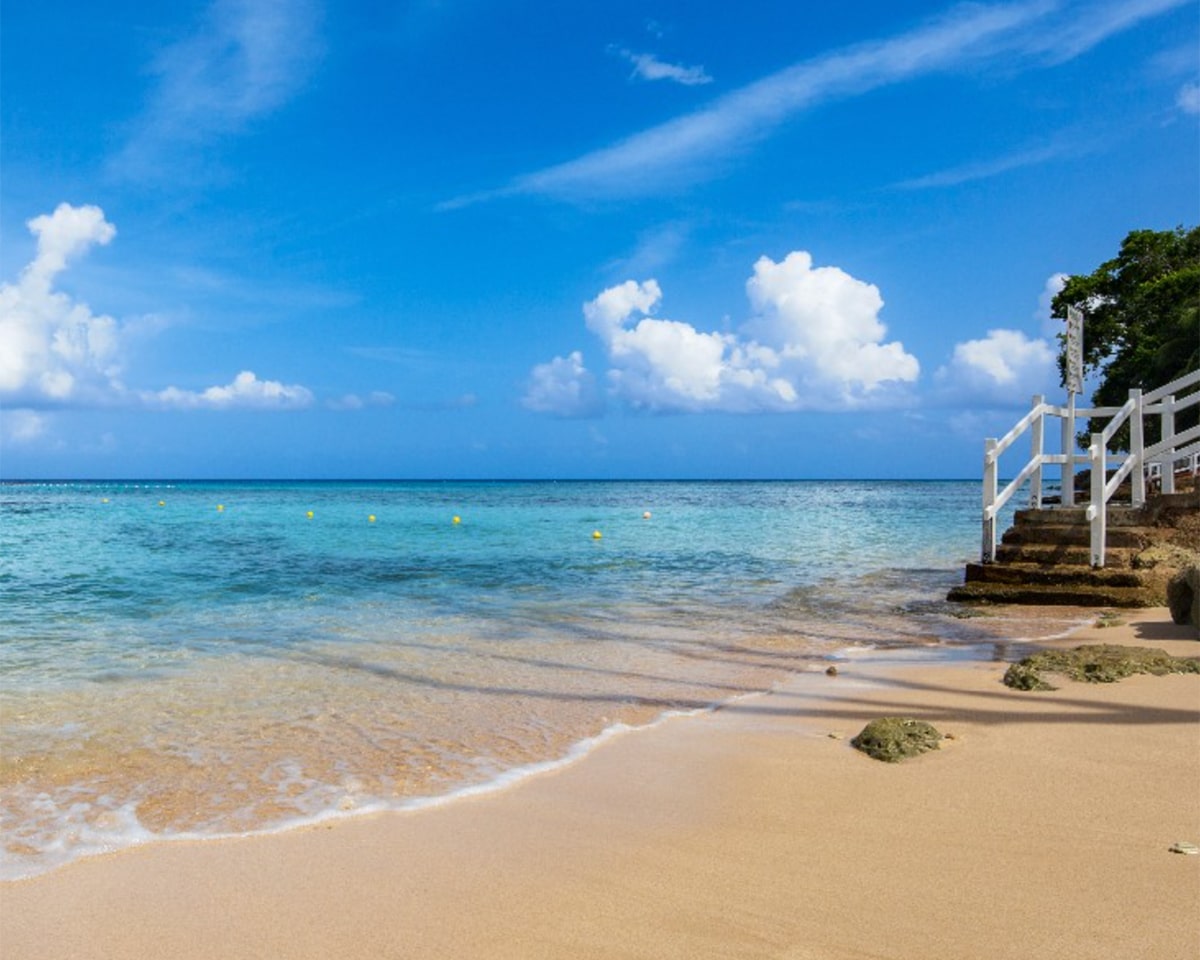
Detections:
0,479,1087,879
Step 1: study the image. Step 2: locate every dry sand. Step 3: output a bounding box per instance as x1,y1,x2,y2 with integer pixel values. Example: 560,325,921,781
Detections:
2,608,1198,960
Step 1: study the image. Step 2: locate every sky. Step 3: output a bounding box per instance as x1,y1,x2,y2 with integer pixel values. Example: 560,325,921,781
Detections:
1,0,1197,480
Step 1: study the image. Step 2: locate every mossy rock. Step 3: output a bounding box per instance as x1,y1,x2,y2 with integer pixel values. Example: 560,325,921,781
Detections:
1003,644,1200,691
1002,661,1054,691
1166,564,1199,627
851,717,942,762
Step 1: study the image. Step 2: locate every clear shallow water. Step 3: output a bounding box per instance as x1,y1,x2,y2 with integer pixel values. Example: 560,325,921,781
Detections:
0,480,1083,878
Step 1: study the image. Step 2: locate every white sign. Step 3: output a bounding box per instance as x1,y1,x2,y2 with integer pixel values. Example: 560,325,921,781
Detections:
1066,306,1084,395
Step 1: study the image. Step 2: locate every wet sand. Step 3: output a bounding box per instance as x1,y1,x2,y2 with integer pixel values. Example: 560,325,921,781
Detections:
2,608,1197,960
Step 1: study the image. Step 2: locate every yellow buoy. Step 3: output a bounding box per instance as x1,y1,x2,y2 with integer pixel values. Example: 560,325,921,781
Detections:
217,504,225,512
368,515,376,523
158,500,165,507
306,510,314,519
101,498,110,504
452,516,461,524
592,530,603,539
642,511,651,519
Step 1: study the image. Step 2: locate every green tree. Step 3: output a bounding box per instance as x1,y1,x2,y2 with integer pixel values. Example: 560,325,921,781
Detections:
1051,225,1200,451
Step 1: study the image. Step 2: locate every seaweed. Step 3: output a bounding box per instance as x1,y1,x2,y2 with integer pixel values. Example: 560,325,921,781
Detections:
1003,644,1200,691
850,717,943,763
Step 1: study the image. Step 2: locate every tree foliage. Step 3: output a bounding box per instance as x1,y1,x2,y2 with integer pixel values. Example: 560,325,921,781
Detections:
1051,226,1200,451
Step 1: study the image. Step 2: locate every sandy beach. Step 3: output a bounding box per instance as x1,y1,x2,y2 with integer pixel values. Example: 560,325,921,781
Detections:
2,607,1197,960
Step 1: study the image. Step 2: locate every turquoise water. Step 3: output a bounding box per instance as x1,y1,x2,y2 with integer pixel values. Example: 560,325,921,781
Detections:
1,480,1077,878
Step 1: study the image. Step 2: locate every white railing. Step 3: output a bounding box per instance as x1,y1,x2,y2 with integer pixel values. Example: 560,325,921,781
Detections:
981,367,1200,567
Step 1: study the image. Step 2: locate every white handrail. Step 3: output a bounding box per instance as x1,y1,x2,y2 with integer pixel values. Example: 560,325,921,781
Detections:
978,371,1198,565
1143,367,1200,404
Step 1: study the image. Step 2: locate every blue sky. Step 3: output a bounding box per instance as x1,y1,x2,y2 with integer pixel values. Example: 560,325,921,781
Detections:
1,0,1197,479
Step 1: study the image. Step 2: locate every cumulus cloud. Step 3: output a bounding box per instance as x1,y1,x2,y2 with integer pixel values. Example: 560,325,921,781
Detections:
0,202,324,415
525,252,919,415
145,370,313,410
935,328,1057,405
615,48,712,86
522,351,604,417
0,203,124,405
744,252,920,396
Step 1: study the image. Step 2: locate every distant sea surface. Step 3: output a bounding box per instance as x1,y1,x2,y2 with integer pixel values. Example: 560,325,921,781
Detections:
1,480,1084,878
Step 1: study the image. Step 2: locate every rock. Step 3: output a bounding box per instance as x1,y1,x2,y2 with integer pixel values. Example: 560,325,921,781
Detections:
1132,543,1198,570
1003,661,1055,691
825,665,839,677
1166,563,1199,628
1003,644,1200,690
850,717,942,763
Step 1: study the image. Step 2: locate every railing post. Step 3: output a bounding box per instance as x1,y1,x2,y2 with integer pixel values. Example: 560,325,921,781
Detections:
1130,388,1145,506
1062,392,1076,507
1161,395,1176,494
1089,433,1106,568
982,438,998,563
1030,395,1044,509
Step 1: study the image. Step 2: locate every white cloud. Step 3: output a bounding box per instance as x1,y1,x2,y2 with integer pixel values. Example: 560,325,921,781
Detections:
894,140,1086,190
935,329,1058,405
1036,272,1068,335
616,48,712,86
327,390,396,411
146,370,314,410
114,0,322,179
0,409,49,445
0,203,124,405
522,351,603,417
744,252,920,397
0,203,324,414
452,0,1186,205
1178,81,1200,114
527,252,919,416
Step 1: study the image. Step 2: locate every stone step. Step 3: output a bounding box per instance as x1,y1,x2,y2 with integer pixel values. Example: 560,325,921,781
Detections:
946,580,1160,608
1000,525,1155,549
1148,490,1200,512
1013,506,1152,527
993,543,1138,568
963,562,1146,588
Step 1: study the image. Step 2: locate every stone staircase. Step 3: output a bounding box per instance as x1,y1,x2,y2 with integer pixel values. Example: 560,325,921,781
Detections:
948,489,1198,607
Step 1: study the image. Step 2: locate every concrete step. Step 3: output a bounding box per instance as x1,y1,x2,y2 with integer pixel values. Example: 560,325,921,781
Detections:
963,562,1146,588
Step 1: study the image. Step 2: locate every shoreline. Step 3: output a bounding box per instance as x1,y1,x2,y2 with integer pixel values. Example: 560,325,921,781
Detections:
0,603,1091,885
2,607,1197,959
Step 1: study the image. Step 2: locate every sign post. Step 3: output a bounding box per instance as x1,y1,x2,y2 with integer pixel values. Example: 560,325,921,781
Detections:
1063,306,1084,506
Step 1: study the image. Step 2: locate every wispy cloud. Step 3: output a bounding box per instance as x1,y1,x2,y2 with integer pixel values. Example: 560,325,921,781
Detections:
112,0,323,180
893,138,1089,190
1026,0,1188,64
1178,82,1200,114
451,0,1188,206
613,48,712,86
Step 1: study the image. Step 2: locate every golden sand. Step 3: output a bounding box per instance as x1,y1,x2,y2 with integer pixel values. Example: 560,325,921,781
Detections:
2,609,1197,960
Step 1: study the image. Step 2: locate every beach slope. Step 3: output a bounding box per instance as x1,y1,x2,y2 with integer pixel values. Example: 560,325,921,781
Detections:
2,610,1197,960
